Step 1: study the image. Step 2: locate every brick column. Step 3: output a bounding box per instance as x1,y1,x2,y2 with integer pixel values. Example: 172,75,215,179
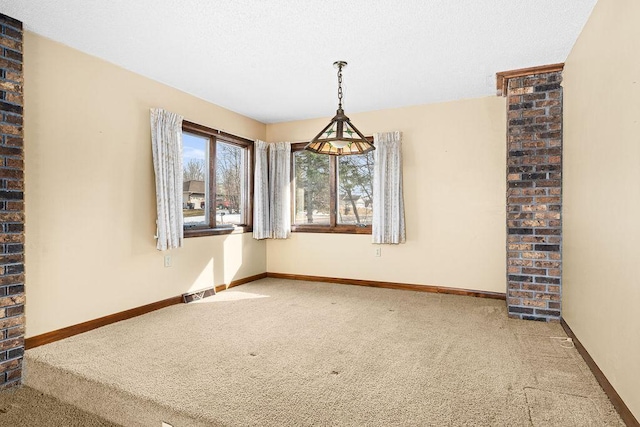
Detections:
0,14,24,388
506,71,562,321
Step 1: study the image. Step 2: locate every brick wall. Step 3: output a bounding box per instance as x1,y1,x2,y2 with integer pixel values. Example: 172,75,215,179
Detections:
506,71,562,321
0,13,24,388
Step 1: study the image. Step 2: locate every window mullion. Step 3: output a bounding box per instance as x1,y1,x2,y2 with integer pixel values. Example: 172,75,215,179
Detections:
245,145,252,226
209,136,217,228
330,156,337,228
290,151,296,227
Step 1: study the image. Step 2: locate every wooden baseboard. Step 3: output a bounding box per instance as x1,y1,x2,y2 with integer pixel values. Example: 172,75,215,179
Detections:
266,272,506,300
561,318,639,427
25,271,501,349
25,295,182,349
214,272,267,293
25,272,269,349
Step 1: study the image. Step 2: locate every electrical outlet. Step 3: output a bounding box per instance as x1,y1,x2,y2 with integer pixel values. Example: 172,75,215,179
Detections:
164,255,172,267
374,247,381,257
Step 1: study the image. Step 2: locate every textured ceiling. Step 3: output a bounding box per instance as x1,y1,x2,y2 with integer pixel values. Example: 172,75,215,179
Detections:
1,0,597,123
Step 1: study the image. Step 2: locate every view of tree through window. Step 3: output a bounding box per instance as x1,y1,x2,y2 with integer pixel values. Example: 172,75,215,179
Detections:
292,143,374,232
181,122,253,235
338,153,374,225
294,151,330,224
216,141,245,225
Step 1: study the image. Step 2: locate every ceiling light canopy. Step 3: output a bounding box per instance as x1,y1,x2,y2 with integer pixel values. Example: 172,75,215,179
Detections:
305,61,375,156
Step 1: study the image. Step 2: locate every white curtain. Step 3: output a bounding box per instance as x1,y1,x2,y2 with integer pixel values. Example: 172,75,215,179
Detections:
269,142,291,239
253,140,270,239
150,108,184,251
372,131,406,244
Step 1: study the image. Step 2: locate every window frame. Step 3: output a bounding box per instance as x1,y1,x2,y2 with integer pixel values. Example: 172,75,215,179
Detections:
182,120,254,238
290,139,373,235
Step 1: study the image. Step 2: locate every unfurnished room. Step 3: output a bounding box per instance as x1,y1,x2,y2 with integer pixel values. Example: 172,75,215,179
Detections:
0,1,638,426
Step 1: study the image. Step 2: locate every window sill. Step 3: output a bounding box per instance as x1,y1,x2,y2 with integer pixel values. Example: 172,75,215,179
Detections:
184,226,252,238
291,225,372,235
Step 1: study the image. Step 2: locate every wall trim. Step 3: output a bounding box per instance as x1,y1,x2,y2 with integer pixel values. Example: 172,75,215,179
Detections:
25,272,268,349
215,273,267,293
561,318,639,426
496,63,565,96
266,272,506,300
24,271,503,349
25,296,182,349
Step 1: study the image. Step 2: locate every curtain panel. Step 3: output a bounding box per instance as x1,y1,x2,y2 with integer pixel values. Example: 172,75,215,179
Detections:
253,140,270,239
372,131,406,244
150,108,184,250
269,142,291,239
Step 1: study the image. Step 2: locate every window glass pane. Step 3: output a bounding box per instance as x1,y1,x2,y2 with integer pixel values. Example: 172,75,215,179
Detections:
182,132,209,227
216,141,245,226
294,151,331,225
337,152,374,225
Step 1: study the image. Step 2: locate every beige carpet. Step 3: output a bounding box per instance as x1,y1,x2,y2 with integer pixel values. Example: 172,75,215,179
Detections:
23,278,623,426
0,385,117,426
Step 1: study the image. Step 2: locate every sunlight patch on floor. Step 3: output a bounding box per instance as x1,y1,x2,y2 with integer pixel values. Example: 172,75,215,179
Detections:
192,290,269,303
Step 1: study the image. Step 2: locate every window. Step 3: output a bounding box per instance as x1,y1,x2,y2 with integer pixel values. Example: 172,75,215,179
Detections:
182,121,253,237
291,140,374,234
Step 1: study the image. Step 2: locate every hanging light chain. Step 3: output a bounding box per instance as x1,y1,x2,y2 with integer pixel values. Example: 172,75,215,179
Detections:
337,64,343,110
304,60,375,155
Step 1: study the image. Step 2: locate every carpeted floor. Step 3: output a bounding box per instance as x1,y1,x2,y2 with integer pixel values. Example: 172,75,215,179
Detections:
0,385,117,426
21,278,623,426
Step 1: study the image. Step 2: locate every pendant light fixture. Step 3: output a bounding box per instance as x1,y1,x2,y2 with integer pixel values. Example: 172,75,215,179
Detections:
305,61,375,156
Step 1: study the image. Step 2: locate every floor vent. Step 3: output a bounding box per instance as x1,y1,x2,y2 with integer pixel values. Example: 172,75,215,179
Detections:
182,287,216,303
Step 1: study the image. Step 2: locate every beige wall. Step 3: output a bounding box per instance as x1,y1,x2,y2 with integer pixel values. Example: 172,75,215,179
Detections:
23,33,507,337
563,0,640,419
24,33,267,337
266,97,506,293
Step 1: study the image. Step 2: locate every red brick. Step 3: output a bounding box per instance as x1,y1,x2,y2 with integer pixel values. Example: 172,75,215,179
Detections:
6,180,23,190
522,108,546,117
506,71,562,322
508,259,533,267
509,244,532,251
6,201,23,211
0,16,24,387
5,158,23,169
0,36,21,52
522,299,547,308
522,268,546,275
0,213,23,222
0,338,22,351
5,93,23,105
522,284,547,292
6,325,24,338
0,315,24,329
521,236,546,243
0,234,23,244
0,359,20,373
4,71,22,84
522,252,547,259
0,295,24,307
6,368,21,381
509,290,534,298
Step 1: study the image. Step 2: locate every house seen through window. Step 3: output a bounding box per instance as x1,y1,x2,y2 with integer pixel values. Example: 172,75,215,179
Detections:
182,121,253,236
